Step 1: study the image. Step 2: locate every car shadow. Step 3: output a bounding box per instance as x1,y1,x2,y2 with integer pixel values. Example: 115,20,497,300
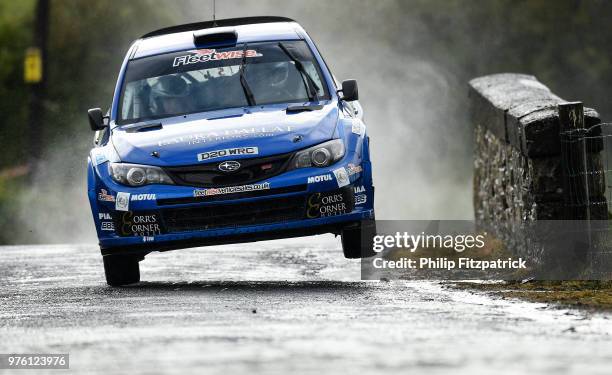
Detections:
114,279,368,293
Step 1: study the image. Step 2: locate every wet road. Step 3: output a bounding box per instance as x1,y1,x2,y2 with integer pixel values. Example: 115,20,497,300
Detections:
1,236,611,374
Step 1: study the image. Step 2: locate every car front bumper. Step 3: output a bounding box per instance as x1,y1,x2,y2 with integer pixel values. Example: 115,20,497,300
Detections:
89,156,375,256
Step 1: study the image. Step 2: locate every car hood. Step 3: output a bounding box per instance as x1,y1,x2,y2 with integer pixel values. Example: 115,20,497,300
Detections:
111,103,339,166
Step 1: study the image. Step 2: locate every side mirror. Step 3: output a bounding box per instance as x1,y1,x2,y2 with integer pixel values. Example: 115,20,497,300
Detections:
87,108,105,131
341,79,359,102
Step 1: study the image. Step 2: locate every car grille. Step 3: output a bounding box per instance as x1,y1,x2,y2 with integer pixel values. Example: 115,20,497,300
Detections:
163,152,293,188
159,187,355,233
161,195,307,232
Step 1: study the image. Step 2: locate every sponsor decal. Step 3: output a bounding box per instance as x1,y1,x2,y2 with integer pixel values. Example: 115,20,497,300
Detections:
101,221,115,231
194,182,271,197
355,194,367,205
351,120,363,135
131,194,156,201
307,174,333,184
119,212,161,237
173,48,263,67
346,164,363,177
94,153,107,166
333,167,350,188
98,212,112,220
354,185,368,205
197,147,259,162
98,189,115,202
307,192,348,218
92,147,118,166
354,185,366,194
115,192,131,212
158,126,292,147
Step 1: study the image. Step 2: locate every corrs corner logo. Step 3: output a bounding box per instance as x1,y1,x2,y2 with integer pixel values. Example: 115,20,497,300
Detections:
197,147,258,162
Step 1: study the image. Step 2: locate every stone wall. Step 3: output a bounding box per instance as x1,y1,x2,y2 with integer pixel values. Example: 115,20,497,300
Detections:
470,73,606,260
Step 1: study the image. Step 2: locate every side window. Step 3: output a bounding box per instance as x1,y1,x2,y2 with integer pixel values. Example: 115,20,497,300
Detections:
332,75,341,91
303,62,326,98
343,101,356,118
93,128,106,146
334,75,355,117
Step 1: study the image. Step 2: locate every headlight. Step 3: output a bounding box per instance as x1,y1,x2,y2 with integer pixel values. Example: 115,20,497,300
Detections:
109,163,174,186
291,139,345,169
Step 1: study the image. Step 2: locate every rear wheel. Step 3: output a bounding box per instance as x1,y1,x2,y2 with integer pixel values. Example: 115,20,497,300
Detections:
341,219,377,259
103,255,141,286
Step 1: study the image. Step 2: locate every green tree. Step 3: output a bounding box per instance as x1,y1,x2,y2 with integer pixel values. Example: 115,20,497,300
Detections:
0,0,184,243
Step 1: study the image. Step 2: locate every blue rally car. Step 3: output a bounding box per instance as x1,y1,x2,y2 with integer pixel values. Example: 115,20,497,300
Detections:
86,17,375,285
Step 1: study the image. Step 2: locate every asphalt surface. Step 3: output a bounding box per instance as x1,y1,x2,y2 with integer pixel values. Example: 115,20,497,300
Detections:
1,236,611,375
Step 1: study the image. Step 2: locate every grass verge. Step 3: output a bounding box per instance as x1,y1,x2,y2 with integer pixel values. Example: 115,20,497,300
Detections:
454,281,612,310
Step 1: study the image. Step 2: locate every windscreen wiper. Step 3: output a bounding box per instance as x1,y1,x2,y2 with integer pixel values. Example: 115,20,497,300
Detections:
278,42,320,102
286,104,324,113
238,43,256,106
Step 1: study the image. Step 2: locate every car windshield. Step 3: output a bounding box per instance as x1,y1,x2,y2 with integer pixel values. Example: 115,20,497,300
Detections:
118,40,330,125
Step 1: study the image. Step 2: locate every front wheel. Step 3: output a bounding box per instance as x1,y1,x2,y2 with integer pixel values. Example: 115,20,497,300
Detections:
103,255,141,286
341,219,377,259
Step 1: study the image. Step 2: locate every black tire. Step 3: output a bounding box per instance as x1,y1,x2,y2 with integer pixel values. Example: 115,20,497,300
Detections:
103,255,141,286
341,219,377,259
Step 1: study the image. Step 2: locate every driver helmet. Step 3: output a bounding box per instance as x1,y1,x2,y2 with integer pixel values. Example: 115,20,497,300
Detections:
151,75,189,99
267,62,290,87
150,75,189,114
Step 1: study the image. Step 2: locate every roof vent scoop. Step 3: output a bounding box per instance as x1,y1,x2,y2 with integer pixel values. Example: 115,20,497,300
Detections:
193,27,237,47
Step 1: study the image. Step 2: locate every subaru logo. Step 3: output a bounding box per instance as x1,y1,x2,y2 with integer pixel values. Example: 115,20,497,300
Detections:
218,160,241,172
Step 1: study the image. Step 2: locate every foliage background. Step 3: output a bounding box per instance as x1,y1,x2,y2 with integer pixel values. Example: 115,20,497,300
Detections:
0,0,610,244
